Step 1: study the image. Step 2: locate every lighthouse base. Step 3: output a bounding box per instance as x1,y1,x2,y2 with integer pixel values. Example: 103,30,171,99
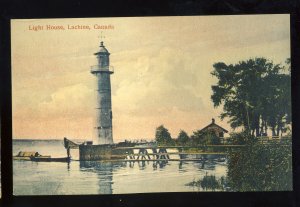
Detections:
79,144,129,161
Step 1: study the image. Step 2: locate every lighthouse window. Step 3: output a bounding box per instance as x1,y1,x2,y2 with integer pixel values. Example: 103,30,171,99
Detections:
101,58,106,67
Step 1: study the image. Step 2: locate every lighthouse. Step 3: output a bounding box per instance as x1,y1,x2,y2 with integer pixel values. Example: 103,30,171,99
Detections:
91,41,114,145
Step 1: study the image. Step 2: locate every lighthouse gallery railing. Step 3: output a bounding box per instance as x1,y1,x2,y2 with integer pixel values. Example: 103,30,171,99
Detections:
90,65,114,74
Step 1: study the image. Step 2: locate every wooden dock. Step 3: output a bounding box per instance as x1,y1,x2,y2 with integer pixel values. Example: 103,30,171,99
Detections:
77,142,243,161
109,146,231,162
114,145,246,150
73,136,291,161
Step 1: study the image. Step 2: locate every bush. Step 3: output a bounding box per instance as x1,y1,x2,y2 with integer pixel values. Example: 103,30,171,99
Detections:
186,173,227,191
191,130,221,145
177,130,190,145
227,141,292,191
228,131,256,145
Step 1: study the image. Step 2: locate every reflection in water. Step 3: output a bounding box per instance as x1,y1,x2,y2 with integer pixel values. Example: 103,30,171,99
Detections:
79,160,214,194
78,159,222,172
128,161,134,168
13,140,229,195
122,160,170,170
13,159,228,195
193,160,216,170
138,161,147,170
80,161,116,194
152,160,168,169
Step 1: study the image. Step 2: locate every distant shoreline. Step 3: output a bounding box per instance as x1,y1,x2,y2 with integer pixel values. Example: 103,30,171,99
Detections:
13,138,86,142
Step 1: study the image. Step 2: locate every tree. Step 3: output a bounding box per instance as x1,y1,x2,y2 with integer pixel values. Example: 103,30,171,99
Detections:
191,130,221,145
177,130,190,145
228,131,255,145
211,57,291,137
155,125,173,145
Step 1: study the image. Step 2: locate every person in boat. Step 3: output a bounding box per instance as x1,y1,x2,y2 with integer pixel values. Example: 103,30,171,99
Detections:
35,152,41,157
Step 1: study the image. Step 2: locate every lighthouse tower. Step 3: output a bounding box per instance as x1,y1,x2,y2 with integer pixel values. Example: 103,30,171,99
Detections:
91,41,114,145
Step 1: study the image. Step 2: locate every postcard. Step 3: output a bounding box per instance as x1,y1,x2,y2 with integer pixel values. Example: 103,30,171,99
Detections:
11,15,292,195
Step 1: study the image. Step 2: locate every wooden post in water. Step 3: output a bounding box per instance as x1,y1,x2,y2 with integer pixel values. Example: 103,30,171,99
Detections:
158,148,169,160
137,148,151,160
152,148,158,159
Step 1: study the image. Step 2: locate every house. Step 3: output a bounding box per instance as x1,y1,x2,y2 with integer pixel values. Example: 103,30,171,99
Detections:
199,118,228,138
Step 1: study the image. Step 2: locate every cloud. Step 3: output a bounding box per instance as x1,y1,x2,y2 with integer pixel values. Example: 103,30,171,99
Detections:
11,15,290,140
12,84,96,139
112,47,206,116
38,83,95,119
110,46,221,139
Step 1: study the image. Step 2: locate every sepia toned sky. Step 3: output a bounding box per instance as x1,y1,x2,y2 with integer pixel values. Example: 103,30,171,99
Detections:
11,15,290,141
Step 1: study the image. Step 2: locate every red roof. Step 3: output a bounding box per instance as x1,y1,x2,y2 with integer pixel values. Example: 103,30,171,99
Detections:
199,119,228,133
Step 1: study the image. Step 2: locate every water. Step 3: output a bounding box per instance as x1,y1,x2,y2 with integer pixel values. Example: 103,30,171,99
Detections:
13,139,228,195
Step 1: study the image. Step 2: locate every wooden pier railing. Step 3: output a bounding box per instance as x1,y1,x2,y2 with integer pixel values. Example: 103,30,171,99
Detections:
256,136,291,144
73,135,291,161
111,145,242,162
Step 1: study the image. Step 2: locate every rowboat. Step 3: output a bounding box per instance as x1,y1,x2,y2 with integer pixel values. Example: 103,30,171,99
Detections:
30,156,71,162
13,151,51,161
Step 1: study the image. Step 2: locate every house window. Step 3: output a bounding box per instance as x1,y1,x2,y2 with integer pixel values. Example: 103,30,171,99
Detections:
219,132,224,137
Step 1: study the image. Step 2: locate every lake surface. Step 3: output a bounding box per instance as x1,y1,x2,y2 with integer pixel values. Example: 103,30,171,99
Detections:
13,139,228,195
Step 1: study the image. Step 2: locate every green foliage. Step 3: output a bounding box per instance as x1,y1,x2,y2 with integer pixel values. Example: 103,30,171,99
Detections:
227,141,292,191
228,131,255,145
186,174,226,191
177,130,190,145
211,57,291,136
200,174,220,190
191,130,221,145
155,125,174,145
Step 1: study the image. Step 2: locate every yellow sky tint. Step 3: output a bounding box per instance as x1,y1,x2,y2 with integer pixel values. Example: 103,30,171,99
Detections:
11,15,290,141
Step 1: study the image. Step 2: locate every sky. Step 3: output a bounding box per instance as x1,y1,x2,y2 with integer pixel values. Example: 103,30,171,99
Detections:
11,15,290,141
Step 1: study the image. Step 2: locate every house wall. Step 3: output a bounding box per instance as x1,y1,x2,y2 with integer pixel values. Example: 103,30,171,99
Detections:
202,126,225,137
